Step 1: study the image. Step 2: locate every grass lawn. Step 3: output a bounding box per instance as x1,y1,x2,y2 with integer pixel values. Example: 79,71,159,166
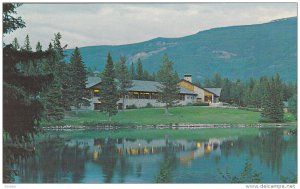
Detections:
41,106,296,126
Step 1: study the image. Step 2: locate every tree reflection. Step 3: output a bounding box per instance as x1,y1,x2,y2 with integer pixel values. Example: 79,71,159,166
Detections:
96,138,118,183
154,141,178,183
221,128,291,173
18,137,88,183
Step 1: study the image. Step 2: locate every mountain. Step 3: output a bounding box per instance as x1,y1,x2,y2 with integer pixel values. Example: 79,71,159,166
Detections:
65,17,297,82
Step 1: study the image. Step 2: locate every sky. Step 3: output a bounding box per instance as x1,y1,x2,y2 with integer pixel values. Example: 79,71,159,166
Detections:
3,2,297,49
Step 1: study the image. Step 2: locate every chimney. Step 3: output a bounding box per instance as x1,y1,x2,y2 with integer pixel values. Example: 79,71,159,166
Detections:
184,74,192,83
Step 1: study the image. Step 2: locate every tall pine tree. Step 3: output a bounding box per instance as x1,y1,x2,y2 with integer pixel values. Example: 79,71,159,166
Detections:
98,53,119,121
21,34,32,51
11,37,19,50
36,41,42,52
68,47,90,111
115,56,133,110
3,3,53,182
261,74,284,122
157,54,180,114
41,43,65,120
136,58,144,80
130,62,136,80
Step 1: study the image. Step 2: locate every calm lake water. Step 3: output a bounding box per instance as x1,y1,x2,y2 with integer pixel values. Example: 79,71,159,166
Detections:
15,127,297,183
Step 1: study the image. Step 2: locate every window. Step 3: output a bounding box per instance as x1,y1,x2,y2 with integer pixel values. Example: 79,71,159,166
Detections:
93,89,100,97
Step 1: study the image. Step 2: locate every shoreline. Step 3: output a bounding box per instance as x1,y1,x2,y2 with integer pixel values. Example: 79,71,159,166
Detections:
41,122,297,131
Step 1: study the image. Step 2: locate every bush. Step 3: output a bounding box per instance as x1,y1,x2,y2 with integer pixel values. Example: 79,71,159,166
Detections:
144,103,154,108
246,105,256,108
259,117,276,123
193,102,209,106
126,104,137,109
238,107,261,112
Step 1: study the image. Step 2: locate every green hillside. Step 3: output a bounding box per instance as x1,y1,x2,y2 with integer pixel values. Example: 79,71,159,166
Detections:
65,17,297,82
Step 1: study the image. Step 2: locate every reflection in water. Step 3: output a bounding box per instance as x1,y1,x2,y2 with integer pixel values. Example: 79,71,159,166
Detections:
14,128,297,183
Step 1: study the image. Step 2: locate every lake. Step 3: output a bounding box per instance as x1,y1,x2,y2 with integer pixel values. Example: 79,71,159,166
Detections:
14,127,297,183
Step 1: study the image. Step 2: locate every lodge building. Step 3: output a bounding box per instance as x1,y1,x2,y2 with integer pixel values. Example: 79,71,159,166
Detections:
83,74,221,110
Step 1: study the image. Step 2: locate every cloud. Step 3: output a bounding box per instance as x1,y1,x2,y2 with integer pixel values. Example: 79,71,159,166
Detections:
3,3,297,49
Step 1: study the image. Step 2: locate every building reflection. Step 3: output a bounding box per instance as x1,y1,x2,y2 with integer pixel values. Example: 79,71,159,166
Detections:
85,137,236,166
14,128,296,183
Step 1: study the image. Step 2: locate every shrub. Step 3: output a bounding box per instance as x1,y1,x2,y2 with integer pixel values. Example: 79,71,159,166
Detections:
193,102,209,106
238,107,261,112
144,103,154,108
126,104,137,109
259,117,276,123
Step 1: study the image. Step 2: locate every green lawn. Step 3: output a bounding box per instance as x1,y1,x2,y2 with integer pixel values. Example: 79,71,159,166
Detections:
41,106,296,126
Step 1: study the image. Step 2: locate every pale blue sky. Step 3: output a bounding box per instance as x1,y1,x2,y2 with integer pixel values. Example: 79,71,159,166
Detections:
3,3,297,49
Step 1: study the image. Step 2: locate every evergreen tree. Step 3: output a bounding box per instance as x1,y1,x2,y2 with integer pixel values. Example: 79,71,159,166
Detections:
11,37,19,50
220,78,232,103
98,53,119,121
115,56,133,110
288,95,297,120
150,72,156,81
3,3,53,182
129,62,136,80
40,43,65,120
203,78,212,87
157,54,180,114
43,80,65,120
36,41,42,52
282,82,296,101
232,79,244,106
143,70,150,80
212,73,222,87
52,32,70,110
21,34,32,51
261,74,284,122
68,47,90,111
136,58,144,80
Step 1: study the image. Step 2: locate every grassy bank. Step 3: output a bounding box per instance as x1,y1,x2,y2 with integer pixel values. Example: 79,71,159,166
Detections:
41,106,296,127
40,126,296,141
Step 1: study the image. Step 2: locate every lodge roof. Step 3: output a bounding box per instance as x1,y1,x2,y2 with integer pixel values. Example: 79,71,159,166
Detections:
86,76,102,88
179,79,222,96
205,88,222,97
86,77,196,95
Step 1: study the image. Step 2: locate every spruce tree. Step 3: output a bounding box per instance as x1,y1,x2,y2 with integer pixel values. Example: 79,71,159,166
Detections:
220,78,232,103
98,53,119,121
130,62,136,79
150,72,156,81
143,70,150,80
288,95,297,120
212,73,222,87
40,43,65,120
261,74,284,122
157,54,180,114
3,3,53,182
22,34,32,51
204,78,212,87
69,47,90,112
115,56,133,110
52,32,70,110
136,58,143,80
11,37,19,50
36,41,42,52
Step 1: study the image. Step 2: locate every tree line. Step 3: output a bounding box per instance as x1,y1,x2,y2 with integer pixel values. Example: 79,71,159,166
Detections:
195,73,297,121
11,33,90,120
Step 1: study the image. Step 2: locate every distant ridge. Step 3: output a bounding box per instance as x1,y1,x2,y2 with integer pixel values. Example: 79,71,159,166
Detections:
65,17,297,82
